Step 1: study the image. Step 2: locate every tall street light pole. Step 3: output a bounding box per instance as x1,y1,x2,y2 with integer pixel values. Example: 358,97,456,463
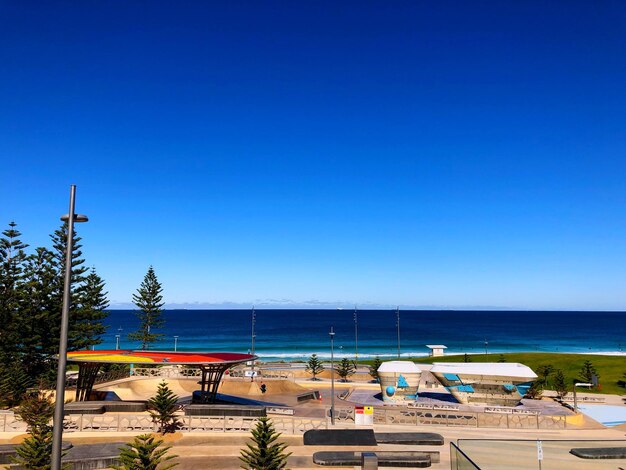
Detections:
353,306,358,364
396,306,401,359
115,335,120,350
329,326,335,425
174,336,179,352
52,185,88,470
251,306,256,379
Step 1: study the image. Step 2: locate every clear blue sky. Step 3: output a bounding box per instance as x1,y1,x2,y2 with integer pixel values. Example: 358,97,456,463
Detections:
1,1,625,310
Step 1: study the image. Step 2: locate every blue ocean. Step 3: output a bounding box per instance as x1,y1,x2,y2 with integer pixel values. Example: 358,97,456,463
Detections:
100,310,626,361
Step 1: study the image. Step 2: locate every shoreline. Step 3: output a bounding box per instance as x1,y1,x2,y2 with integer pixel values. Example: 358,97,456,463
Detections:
235,350,626,362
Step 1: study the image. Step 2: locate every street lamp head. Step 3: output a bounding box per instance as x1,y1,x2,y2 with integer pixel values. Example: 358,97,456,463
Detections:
60,214,89,223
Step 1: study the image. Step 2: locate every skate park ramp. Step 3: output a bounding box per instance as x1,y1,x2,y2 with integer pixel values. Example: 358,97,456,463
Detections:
95,377,316,406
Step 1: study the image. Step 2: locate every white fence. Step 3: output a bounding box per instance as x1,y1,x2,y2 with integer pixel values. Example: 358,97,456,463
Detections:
131,366,295,380
332,405,568,429
0,412,326,434
0,406,569,433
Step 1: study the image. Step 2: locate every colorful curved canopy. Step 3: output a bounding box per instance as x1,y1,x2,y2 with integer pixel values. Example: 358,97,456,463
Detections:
66,350,256,365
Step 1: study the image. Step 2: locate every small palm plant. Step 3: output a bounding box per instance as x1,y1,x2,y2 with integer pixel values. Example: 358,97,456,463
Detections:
113,434,177,470
148,381,181,434
240,417,291,470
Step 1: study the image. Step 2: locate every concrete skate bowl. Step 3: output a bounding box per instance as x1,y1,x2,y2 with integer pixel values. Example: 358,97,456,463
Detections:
288,368,372,382
95,377,318,406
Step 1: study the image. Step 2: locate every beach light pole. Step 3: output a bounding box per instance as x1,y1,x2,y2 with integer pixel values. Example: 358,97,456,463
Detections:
354,306,358,364
484,338,488,356
329,326,336,425
52,185,88,470
251,306,256,379
115,334,120,350
396,306,401,358
174,336,179,352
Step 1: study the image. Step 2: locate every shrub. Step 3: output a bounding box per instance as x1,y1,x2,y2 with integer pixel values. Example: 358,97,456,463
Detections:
12,392,62,470
147,381,181,434
113,434,177,470
369,356,383,382
578,360,599,384
553,369,569,399
524,381,543,400
240,417,291,470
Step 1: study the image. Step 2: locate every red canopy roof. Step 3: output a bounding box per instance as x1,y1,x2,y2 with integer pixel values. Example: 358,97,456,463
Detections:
67,350,256,365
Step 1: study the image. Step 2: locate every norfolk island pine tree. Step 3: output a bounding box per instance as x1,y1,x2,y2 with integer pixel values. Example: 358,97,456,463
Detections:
113,434,177,470
306,354,324,380
128,266,165,350
240,417,291,470
148,381,181,434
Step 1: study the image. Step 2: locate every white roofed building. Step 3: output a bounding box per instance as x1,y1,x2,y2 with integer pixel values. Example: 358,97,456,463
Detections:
429,362,538,406
425,345,447,357
377,361,422,403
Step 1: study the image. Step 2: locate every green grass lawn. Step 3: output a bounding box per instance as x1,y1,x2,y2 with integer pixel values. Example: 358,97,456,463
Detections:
361,353,626,395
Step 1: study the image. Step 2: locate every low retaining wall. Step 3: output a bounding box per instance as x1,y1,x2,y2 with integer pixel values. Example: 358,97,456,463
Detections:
0,407,573,434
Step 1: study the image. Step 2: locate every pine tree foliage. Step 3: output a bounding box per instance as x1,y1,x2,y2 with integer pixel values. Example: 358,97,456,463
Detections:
113,434,178,470
524,381,544,399
239,417,291,470
368,356,383,382
578,360,599,383
0,222,28,357
0,220,109,390
21,247,59,370
305,354,324,380
50,222,88,292
15,392,55,431
51,223,107,352
536,365,554,382
148,381,181,434
11,392,63,470
128,266,165,350
337,358,356,382
12,428,55,470
0,358,32,408
553,369,569,398
71,268,109,350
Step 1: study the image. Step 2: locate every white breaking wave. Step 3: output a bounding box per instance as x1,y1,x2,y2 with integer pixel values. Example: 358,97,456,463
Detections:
256,351,430,360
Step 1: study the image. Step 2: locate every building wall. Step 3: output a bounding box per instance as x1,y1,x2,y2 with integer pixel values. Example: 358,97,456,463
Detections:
378,370,421,402
431,372,534,406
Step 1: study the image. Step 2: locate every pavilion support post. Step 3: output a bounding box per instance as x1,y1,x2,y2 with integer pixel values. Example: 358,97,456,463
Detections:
198,364,229,403
75,363,102,402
